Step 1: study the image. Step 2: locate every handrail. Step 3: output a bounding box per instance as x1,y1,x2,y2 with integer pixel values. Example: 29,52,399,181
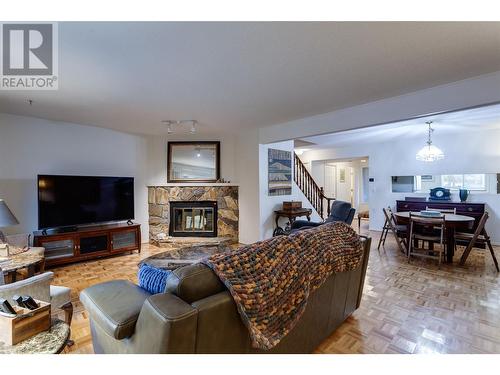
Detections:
293,153,335,220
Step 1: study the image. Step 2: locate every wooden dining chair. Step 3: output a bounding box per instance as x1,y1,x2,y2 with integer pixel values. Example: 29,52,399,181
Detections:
378,207,407,253
408,213,446,268
456,212,499,272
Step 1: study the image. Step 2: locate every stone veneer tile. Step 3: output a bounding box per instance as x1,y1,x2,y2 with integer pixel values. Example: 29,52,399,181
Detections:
147,186,239,243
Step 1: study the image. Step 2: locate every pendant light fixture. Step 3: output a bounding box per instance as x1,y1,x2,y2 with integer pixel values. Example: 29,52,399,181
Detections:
416,121,444,162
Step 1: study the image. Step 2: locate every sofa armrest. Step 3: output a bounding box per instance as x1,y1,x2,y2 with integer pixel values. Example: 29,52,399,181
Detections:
80,280,150,340
133,293,198,353
291,220,321,230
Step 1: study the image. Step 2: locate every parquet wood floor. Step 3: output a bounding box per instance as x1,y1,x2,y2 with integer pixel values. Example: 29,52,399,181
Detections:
50,223,500,354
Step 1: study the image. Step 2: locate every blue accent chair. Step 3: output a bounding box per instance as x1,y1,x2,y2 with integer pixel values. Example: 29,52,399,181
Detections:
291,200,356,231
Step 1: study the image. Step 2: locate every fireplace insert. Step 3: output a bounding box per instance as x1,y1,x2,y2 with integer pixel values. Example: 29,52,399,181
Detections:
169,201,218,237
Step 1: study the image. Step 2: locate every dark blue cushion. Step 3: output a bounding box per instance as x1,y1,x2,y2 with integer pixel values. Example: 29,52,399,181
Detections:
138,264,171,294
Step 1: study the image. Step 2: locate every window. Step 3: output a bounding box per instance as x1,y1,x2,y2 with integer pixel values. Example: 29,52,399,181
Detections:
440,174,486,191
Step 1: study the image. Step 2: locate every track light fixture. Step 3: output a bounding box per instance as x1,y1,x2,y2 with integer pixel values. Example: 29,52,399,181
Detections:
161,120,198,135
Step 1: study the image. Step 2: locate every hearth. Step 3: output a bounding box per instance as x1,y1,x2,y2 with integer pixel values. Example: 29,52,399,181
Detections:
169,201,218,237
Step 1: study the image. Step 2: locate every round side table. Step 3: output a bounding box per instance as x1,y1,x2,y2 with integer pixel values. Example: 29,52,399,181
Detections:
0,318,70,354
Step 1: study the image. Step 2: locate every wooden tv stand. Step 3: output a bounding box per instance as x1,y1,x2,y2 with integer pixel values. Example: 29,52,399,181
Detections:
33,223,141,267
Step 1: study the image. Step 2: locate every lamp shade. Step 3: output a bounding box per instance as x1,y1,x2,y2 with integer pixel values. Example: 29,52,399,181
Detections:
0,199,19,227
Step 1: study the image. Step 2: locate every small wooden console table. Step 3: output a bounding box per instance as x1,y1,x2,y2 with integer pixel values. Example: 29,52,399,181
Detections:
273,208,312,236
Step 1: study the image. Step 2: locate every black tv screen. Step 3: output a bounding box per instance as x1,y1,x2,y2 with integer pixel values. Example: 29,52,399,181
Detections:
38,175,135,229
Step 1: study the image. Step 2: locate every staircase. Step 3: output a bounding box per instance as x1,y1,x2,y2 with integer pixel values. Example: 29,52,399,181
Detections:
294,153,335,220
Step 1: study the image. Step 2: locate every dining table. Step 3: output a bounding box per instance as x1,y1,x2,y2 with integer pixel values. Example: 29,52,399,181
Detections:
393,211,475,263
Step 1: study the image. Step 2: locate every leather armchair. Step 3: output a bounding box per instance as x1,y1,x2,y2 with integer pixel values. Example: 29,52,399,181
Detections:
292,200,356,231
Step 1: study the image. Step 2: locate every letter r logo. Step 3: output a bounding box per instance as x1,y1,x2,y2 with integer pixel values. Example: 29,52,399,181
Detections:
2,24,53,75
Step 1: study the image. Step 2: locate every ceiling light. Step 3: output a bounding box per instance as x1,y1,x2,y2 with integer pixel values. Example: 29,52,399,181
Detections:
161,120,198,135
416,121,444,162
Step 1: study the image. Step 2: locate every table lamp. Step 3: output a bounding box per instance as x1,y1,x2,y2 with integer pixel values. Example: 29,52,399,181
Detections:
0,199,19,243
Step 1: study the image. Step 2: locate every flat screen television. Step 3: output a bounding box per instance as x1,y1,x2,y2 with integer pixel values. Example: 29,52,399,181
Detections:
38,175,135,230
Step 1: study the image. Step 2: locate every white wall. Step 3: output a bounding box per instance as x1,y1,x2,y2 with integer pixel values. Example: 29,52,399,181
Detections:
0,113,150,241
234,129,261,244
145,133,237,186
259,140,321,240
300,127,500,243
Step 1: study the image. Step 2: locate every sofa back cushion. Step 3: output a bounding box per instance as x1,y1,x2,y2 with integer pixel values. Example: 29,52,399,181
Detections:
165,263,225,303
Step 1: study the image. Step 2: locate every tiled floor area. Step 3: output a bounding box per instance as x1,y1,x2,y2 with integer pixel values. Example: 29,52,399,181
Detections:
51,222,500,354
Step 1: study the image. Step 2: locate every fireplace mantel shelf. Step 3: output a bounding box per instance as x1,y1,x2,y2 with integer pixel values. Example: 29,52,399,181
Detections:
147,183,239,187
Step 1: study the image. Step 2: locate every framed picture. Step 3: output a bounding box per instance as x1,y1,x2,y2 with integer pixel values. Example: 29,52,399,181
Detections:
167,141,220,183
339,168,346,183
268,148,292,196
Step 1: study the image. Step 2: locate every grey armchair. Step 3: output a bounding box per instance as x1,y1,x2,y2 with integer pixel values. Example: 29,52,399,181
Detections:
291,200,356,231
0,269,73,343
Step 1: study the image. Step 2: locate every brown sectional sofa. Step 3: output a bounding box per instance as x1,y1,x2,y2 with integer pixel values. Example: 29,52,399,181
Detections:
80,236,371,353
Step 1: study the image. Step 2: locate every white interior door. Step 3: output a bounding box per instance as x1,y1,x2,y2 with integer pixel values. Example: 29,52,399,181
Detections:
324,164,336,217
336,166,353,204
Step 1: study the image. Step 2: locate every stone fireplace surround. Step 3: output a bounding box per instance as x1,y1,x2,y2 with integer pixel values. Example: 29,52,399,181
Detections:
148,184,239,245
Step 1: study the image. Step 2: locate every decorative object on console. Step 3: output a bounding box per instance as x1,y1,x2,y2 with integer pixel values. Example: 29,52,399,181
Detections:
282,201,302,210
429,187,451,201
0,200,19,243
459,188,470,202
167,141,220,183
416,121,445,162
268,148,292,196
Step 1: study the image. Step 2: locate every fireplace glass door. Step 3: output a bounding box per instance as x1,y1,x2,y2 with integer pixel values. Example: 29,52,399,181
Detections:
169,201,217,237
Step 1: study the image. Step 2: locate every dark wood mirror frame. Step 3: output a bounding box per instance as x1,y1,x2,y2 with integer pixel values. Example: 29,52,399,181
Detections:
167,141,221,183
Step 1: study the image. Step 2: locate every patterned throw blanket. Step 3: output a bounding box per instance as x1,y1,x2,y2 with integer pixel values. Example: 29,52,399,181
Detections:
202,222,364,350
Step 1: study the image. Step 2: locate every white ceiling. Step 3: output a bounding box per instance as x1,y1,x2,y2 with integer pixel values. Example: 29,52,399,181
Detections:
297,103,500,149
1,22,500,136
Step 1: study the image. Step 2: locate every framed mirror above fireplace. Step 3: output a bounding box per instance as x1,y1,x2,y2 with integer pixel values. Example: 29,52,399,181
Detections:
167,141,221,183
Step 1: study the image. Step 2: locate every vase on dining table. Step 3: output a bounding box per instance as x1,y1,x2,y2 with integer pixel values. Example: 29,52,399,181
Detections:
459,189,470,202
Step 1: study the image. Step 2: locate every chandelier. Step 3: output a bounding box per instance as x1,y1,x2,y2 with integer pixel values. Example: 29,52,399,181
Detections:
416,121,444,162
162,120,197,134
